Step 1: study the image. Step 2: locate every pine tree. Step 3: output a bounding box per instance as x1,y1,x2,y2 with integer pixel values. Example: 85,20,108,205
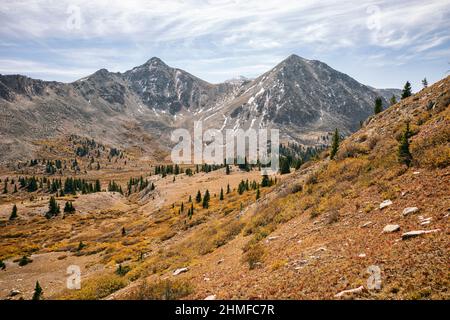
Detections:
3,180,7,194
256,188,260,200
390,95,397,106
46,196,60,219
261,175,270,187
195,190,202,203
374,97,383,114
398,122,413,167
9,204,18,220
63,201,75,214
32,281,43,300
95,179,101,192
401,81,412,99
280,158,290,174
188,204,194,219
202,190,210,208
226,164,230,175
121,227,126,236
330,128,340,160
180,202,184,212
227,184,231,194
219,188,224,200
422,78,428,88
77,241,86,251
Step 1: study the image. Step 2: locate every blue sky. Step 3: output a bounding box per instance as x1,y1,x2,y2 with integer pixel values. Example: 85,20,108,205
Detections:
1,0,449,91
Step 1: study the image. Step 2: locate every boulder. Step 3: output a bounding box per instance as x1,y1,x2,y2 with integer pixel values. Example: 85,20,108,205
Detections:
173,267,189,276
9,289,21,297
402,229,440,240
204,294,217,300
379,200,393,210
402,207,419,216
335,286,365,298
361,221,373,228
382,224,400,233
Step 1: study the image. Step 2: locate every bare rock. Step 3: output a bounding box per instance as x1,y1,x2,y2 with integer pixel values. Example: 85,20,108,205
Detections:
173,267,189,276
402,207,419,217
9,289,21,297
383,224,400,233
360,221,373,228
402,229,440,240
379,200,393,210
204,294,217,300
335,286,365,298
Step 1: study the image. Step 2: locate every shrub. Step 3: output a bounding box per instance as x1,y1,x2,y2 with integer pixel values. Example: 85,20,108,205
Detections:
325,210,339,224
115,264,131,276
242,242,265,270
63,274,127,300
336,142,368,160
305,172,318,185
134,279,193,300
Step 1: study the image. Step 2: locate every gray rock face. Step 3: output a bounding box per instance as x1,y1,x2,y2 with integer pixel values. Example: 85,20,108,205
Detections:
0,55,400,162
123,57,238,114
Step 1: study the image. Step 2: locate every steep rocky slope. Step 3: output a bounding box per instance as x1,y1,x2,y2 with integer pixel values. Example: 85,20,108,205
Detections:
109,75,449,300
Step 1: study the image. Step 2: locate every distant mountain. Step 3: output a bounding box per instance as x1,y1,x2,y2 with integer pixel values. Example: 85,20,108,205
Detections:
196,54,395,144
0,55,400,162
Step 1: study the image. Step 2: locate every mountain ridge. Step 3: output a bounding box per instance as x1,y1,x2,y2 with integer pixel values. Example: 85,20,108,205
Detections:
0,55,402,162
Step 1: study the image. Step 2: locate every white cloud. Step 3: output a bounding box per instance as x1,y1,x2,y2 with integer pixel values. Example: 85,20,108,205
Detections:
0,0,449,84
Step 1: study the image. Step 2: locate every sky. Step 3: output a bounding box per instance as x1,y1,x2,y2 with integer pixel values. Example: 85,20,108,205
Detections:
0,0,449,91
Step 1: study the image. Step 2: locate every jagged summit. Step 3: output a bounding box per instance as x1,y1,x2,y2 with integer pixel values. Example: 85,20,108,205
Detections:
0,55,402,161
142,56,168,68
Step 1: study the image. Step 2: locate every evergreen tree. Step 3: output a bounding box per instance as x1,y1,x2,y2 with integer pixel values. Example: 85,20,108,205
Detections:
3,180,7,194
256,188,260,200
77,241,86,251
280,158,290,174
226,184,231,194
202,190,210,208
226,164,231,175
180,202,184,212
401,81,412,99
188,204,194,219
63,201,75,214
374,97,383,114
195,190,202,203
32,281,43,300
422,78,428,88
13,184,17,193
330,128,340,160
121,227,126,236
390,95,397,106
398,122,413,167
45,196,60,219
9,204,18,220
219,188,224,200
95,180,101,192
261,175,270,188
